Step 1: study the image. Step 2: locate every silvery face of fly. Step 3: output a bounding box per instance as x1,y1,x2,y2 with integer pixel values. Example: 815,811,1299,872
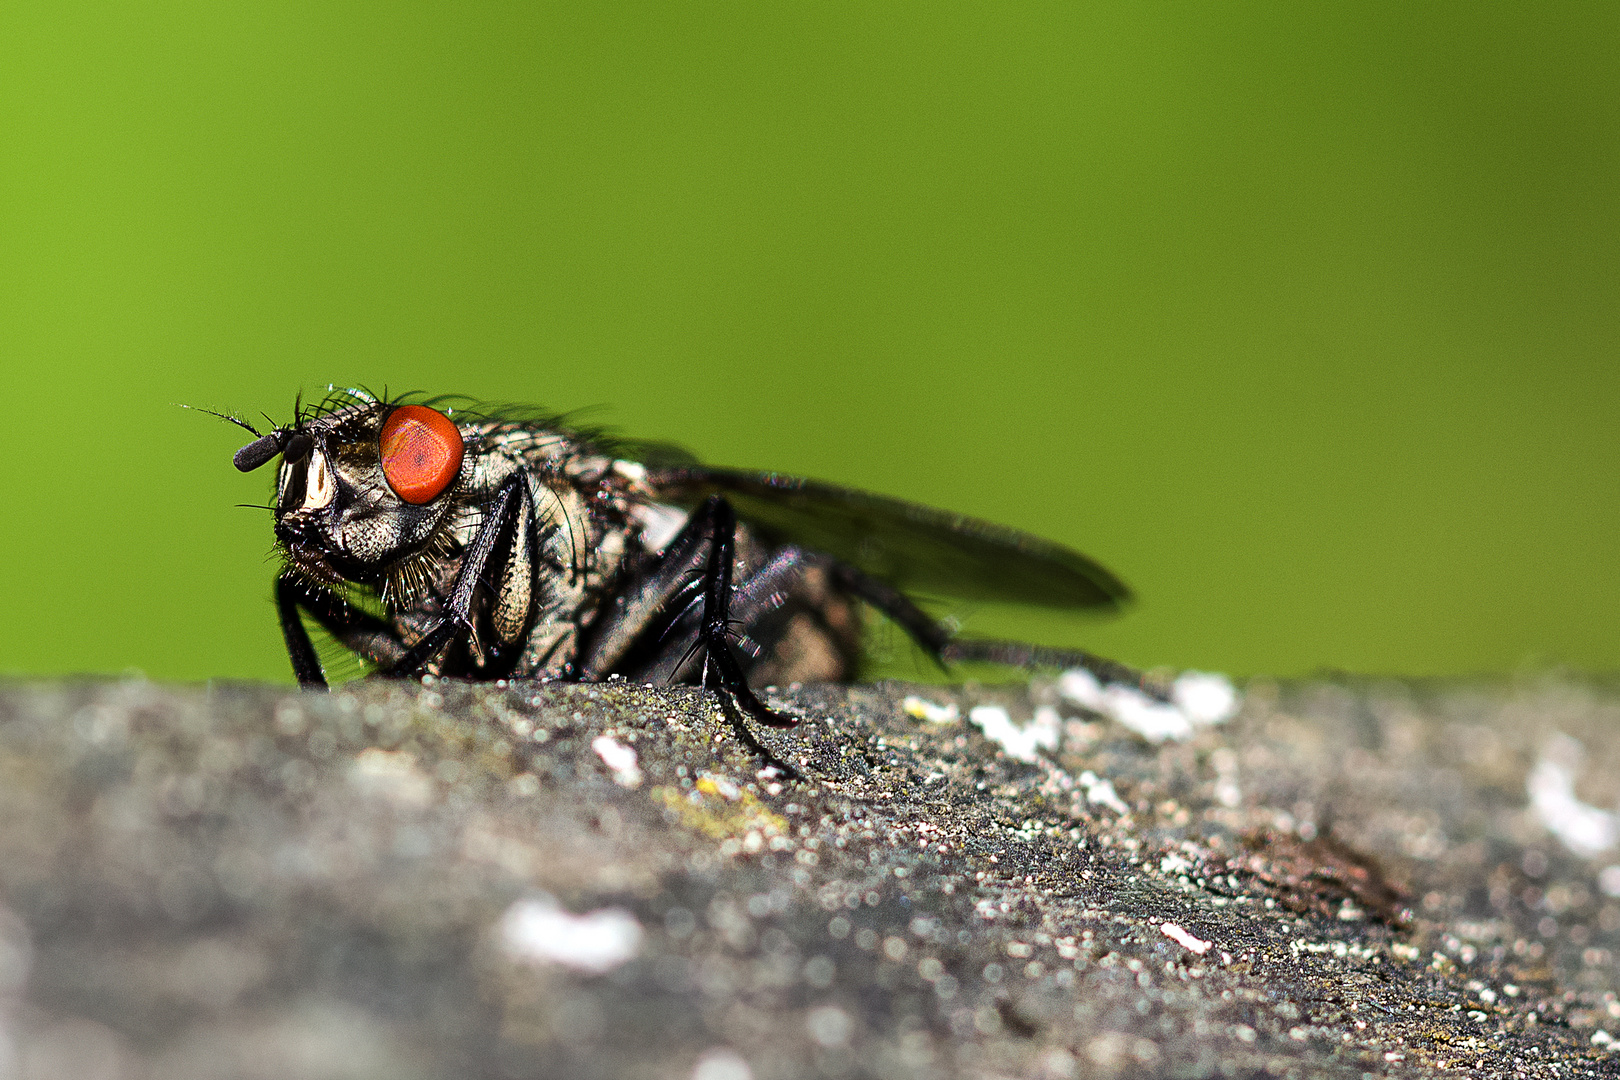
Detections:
226,388,1148,754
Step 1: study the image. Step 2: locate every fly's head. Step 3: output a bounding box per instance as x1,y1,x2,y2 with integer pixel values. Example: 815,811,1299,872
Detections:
231,392,469,592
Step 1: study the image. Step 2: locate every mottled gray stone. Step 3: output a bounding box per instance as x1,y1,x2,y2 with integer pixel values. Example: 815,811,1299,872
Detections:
0,674,1616,1079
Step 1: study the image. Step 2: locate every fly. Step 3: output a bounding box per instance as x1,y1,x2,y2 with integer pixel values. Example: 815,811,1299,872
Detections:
219,389,1151,758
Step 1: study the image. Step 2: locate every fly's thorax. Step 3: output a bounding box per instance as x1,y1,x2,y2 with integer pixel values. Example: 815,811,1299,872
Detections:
520,459,631,597
386,438,645,679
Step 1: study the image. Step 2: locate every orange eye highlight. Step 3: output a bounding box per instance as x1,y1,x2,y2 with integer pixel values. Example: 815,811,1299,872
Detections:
380,405,464,504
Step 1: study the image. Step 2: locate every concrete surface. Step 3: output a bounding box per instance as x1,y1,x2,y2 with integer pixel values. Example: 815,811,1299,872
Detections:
0,673,1617,1078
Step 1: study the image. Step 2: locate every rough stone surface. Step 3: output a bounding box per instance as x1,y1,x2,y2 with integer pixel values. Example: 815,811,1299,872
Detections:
0,674,1618,1079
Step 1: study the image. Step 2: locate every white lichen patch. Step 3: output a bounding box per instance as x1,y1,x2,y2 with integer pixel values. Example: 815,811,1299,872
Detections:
902,696,959,724
1078,770,1130,815
1159,853,1192,875
968,704,1060,763
348,748,435,807
1290,938,1379,962
1058,669,1241,744
1172,672,1241,726
691,1048,754,1080
592,735,643,788
497,895,644,975
1160,922,1211,955
1527,733,1618,858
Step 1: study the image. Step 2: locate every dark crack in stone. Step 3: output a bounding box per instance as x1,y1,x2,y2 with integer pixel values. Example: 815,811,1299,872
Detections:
0,674,1618,1079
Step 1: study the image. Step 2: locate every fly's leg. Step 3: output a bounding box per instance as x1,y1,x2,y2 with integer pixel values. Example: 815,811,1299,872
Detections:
277,575,327,689
825,565,951,659
384,472,533,678
581,496,804,735
579,496,783,684
937,639,1158,694
575,506,714,679
829,564,1166,698
686,497,805,777
694,496,800,729
691,545,859,684
276,572,408,690
600,545,819,685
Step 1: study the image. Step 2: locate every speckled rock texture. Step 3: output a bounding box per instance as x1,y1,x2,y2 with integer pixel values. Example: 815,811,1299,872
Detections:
0,674,1617,1079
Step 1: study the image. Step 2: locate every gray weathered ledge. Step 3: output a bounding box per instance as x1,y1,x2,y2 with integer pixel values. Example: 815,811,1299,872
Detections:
0,674,1617,1078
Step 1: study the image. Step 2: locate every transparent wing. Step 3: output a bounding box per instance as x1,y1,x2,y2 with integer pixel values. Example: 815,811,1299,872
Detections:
648,466,1130,611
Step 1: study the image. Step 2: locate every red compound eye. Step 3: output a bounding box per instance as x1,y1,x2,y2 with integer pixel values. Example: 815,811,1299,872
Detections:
380,405,464,504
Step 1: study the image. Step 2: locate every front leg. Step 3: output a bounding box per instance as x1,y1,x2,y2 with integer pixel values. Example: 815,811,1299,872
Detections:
384,472,533,678
276,572,408,690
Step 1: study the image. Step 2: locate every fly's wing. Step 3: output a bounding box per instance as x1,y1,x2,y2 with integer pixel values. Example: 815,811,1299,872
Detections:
613,437,704,470
648,466,1130,610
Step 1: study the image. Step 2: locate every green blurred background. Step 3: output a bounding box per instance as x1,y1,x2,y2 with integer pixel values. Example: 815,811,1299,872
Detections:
3,2,1618,683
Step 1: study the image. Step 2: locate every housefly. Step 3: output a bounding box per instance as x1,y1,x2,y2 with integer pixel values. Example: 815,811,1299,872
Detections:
221,388,1148,738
